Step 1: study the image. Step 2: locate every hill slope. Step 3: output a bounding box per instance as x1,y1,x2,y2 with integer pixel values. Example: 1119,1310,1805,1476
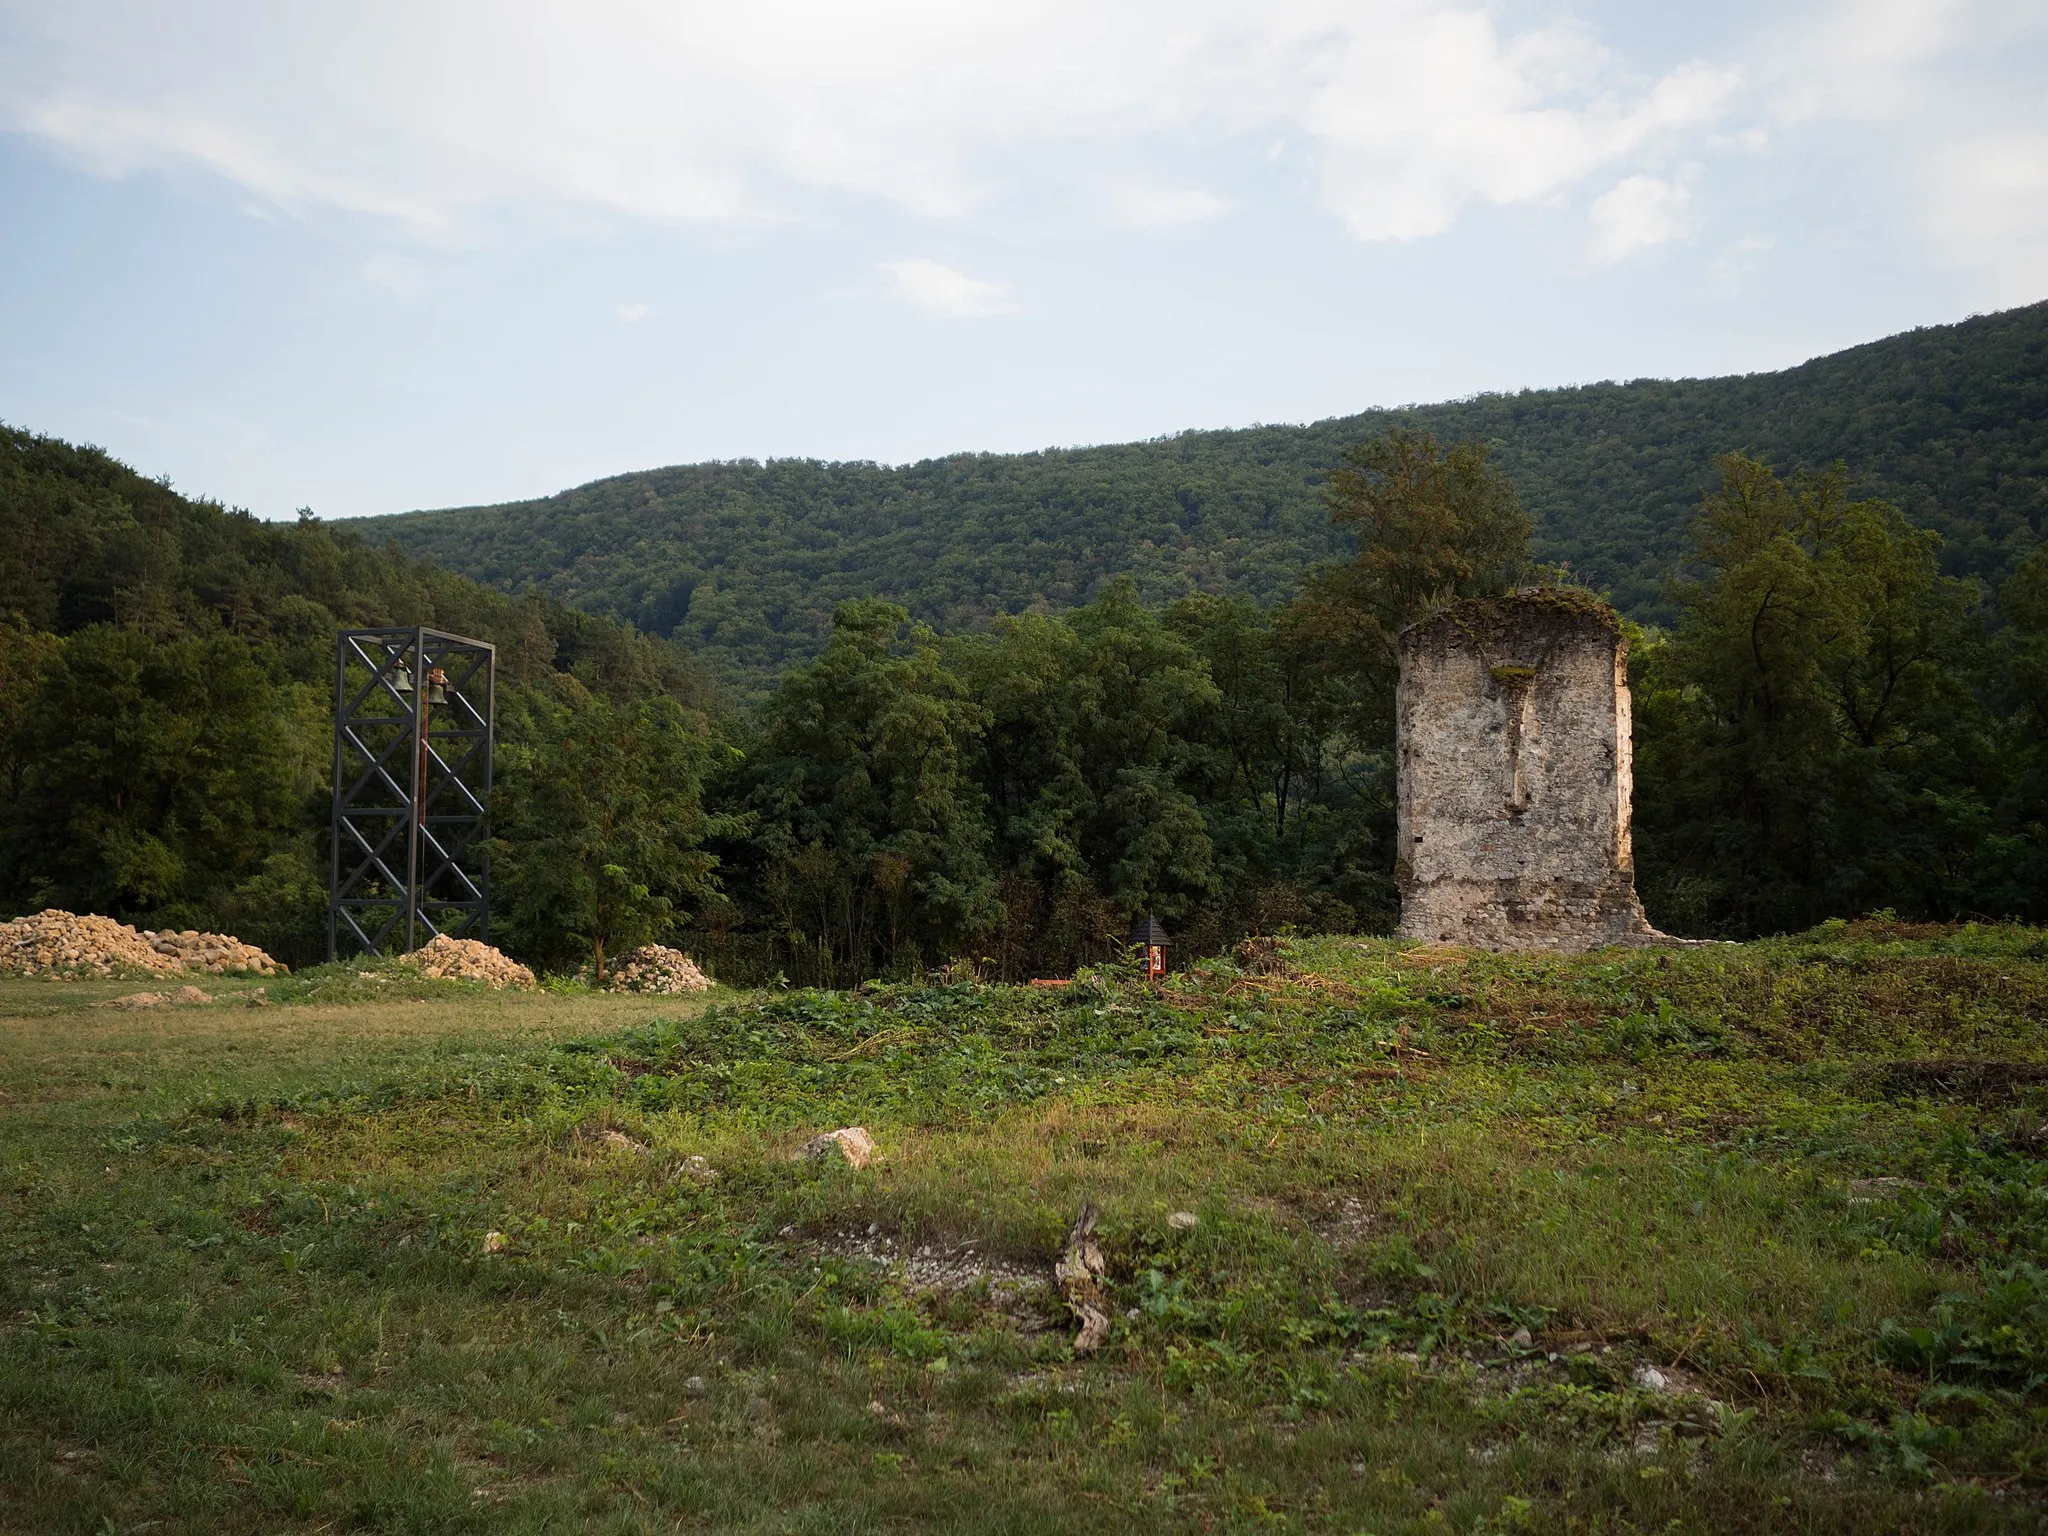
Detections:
354,301,2048,691
0,426,708,703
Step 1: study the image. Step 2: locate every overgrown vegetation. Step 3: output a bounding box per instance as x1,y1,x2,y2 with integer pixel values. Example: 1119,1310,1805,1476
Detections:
7,925,2048,1531
4,415,2044,981
355,300,2048,692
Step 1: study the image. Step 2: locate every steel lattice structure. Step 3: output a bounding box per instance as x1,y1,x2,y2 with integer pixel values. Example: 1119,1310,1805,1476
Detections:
329,627,496,959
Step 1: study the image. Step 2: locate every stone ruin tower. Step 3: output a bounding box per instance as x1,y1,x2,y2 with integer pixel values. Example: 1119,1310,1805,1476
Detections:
1395,588,1666,952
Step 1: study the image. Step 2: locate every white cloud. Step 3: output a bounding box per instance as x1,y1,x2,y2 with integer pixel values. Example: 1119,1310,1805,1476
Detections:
0,1,1738,246
1588,168,1700,265
616,302,650,322
3,0,2040,302
1298,24,1736,241
1922,134,2048,304
880,258,1016,320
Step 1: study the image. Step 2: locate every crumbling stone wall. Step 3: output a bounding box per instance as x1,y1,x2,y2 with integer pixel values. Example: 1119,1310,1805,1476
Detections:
1395,589,1667,952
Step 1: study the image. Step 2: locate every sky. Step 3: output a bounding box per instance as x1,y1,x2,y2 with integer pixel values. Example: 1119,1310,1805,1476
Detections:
1,0,2044,522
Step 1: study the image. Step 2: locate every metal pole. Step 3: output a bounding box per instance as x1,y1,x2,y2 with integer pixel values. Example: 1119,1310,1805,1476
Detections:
480,647,495,944
404,626,424,953
328,635,347,963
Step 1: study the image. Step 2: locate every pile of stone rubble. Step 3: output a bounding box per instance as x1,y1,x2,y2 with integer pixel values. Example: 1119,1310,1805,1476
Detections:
0,910,284,978
594,944,714,995
144,928,286,975
404,934,536,990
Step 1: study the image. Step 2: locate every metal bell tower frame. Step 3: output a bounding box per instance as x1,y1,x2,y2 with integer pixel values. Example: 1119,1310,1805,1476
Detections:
329,627,496,959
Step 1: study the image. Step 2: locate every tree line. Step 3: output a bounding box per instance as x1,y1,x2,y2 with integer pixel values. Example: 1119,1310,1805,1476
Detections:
1,422,2043,978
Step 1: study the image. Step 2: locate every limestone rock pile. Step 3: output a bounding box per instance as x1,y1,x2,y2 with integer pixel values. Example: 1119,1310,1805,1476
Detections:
597,944,713,995
405,935,536,990
143,928,285,975
0,910,283,977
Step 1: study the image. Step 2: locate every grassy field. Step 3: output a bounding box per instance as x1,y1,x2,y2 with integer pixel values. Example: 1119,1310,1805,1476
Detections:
4,928,2048,1533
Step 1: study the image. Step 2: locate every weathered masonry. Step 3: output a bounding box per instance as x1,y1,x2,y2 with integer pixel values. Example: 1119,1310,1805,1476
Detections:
1395,588,1670,952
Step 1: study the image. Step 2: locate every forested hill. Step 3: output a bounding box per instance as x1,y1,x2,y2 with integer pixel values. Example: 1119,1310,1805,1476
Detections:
0,426,707,704
355,299,2048,691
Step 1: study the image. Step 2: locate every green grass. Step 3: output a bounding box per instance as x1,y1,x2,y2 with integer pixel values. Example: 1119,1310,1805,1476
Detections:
5,927,2048,1533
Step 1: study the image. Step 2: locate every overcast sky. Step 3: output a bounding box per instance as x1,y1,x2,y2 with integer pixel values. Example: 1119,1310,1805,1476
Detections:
2,0,2044,521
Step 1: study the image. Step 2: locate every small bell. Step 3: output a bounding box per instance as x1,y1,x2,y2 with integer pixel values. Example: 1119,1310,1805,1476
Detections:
391,662,414,694
426,667,449,706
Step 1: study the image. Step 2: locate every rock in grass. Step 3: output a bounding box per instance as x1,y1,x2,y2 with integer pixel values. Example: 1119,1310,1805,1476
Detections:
1056,1201,1112,1354
1166,1210,1198,1231
794,1127,875,1169
103,985,213,1009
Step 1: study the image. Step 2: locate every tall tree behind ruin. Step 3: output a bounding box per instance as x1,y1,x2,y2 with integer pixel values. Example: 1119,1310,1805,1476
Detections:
1291,430,1536,748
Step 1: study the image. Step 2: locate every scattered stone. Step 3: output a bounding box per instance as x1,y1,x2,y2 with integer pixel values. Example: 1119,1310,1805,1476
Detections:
807,1226,1048,1312
481,1231,508,1255
103,984,215,1009
1307,1194,1375,1247
596,1129,645,1154
1166,1210,1199,1231
1633,1364,1671,1394
403,935,535,990
678,1155,719,1183
1509,1327,1533,1348
1056,1201,1113,1354
683,1376,708,1397
0,909,282,978
795,1127,876,1169
590,944,714,995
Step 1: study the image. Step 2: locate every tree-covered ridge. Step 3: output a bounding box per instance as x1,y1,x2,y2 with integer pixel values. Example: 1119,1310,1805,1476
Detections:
352,300,2048,691
0,426,707,702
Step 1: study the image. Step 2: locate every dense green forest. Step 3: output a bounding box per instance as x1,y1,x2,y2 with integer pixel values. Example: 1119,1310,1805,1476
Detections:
0,425,709,968
355,301,2048,693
